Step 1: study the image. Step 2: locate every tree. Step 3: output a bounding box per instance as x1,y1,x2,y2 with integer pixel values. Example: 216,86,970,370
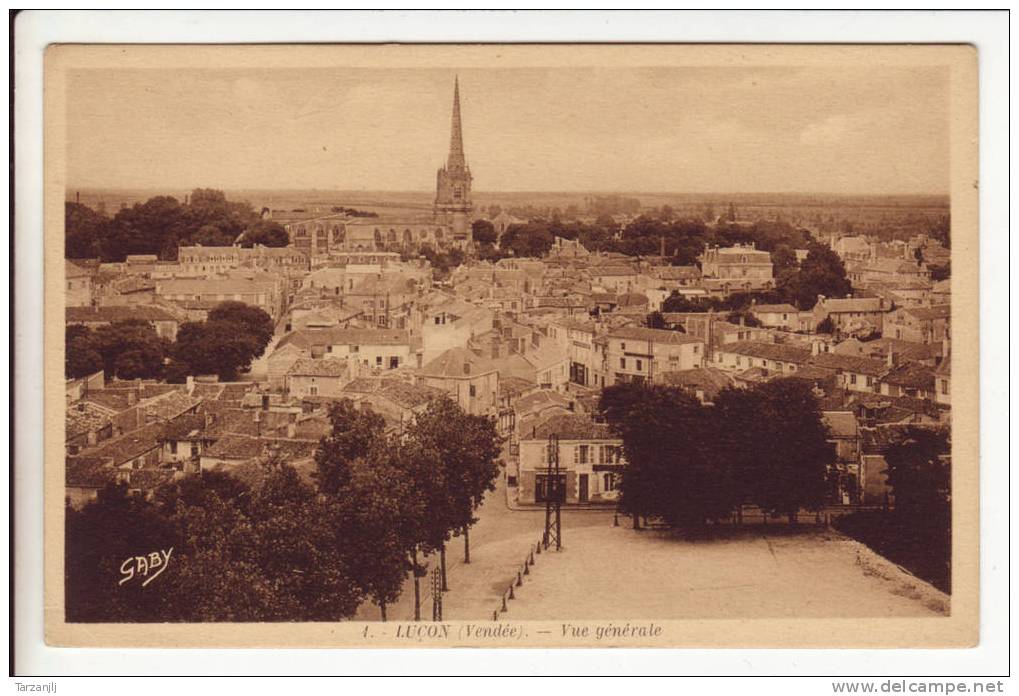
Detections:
406,398,501,576
207,302,275,356
103,196,188,261
500,222,554,257
240,220,290,248
66,325,103,379
171,320,261,381
65,201,108,259
770,244,798,274
883,427,950,521
314,399,387,495
191,224,235,247
741,378,833,521
600,384,735,528
92,320,169,380
65,482,178,622
816,316,835,334
471,219,497,246
778,244,852,309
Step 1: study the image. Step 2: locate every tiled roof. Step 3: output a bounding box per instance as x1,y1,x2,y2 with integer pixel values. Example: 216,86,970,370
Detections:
822,411,859,438
66,456,124,488
277,327,410,350
66,305,180,324
498,375,536,398
808,352,888,376
82,390,134,412
376,381,446,409
419,347,498,378
526,414,615,441
84,422,164,466
66,401,114,440
904,304,951,321
881,362,936,390
719,341,812,364
752,303,798,314
287,357,349,378
608,326,703,345
658,367,733,398
139,391,202,421
819,297,888,313
127,467,176,492
66,260,91,278
159,413,207,441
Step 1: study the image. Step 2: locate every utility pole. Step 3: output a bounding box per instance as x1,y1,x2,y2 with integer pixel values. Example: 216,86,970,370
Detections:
431,566,443,622
543,433,562,551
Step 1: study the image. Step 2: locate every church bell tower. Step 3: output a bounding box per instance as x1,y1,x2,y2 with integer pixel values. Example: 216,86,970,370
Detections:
434,77,473,244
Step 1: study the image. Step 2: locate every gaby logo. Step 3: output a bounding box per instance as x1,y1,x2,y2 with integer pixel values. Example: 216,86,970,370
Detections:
119,547,173,587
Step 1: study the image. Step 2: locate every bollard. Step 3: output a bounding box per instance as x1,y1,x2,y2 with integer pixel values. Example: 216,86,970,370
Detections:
493,610,498,621
523,561,530,576
613,513,619,527
536,541,541,555
529,549,535,565
501,594,507,612
517,570,523,586
508,584,515,600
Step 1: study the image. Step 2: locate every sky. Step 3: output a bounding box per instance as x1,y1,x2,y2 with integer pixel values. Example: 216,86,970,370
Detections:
66,65,950,195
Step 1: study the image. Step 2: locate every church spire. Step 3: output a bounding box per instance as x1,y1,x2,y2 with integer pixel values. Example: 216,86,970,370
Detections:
447,76,466,170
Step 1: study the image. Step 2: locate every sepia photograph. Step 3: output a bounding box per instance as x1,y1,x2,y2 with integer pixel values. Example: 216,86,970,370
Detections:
37,40,980,650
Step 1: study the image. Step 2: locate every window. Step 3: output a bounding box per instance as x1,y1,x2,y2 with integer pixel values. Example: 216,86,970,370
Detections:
169,441,178,454
620,357,626,369
941,379,949,395
309,385,318,396
866,376,874,387
621,342,626,350
469,384,477,397
376,356,383,366
636,359,643,372
579,445,589,464
693,345,699,354
850,374,857,385
351,345,359,353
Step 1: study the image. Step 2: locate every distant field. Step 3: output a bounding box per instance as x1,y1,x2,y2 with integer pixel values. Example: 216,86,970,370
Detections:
68,188,949,241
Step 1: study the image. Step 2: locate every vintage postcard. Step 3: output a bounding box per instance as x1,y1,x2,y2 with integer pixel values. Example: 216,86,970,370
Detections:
43,43,978,648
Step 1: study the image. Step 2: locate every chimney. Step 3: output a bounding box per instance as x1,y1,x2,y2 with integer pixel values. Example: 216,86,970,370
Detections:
186,375,195,395
287,422,296,438
886,350,895,368
463,361,471,376
261,394,270,411
127,390,137,406
811,341,821,356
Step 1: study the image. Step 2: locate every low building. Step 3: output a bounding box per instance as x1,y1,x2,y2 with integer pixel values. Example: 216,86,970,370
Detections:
66,260,94,307
66,304,184,340
700,243,774,284
812,296,891,337
749,303,800,330
884,304,951,344
285,357,350,398
517,414,625,505
416,347,499,416
605,326,705,385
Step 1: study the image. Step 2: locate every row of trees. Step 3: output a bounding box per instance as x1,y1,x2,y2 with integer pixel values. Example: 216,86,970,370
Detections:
489,214,815,266
65,302,275,382
659,243,852,313
314,398,501,620
599,379,835,527
65,189,289,262
65,397,502,622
